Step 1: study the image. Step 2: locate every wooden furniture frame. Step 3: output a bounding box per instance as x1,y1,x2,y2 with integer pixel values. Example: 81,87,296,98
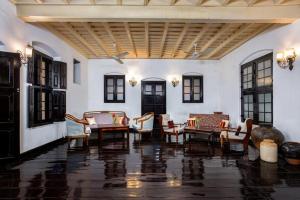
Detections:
65,114,89,149
220,119,253,153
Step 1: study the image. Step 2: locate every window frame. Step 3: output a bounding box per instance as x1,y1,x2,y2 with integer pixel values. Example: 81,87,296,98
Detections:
104,75,125,103
73,59,81,84
241,53,273,126
182,75,204,103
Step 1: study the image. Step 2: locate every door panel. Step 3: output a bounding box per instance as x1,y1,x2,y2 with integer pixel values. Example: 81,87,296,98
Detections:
0,51,20,159
0,94,14,123
0,57,14,87
141,81,166,134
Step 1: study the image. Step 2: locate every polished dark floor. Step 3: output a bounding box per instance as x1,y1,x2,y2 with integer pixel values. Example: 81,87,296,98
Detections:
1,133,300,200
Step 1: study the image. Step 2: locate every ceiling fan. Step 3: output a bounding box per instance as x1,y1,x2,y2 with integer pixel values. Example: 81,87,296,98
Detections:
184,43,215,59
102,43,129,64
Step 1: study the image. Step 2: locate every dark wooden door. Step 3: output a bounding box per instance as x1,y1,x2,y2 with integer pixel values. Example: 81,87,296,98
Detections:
0,51,20,159
141,81,166,134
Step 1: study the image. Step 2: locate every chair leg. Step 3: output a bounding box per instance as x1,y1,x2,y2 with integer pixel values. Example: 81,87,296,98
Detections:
220,136,224,148
67,137,71,149
243,141,249,154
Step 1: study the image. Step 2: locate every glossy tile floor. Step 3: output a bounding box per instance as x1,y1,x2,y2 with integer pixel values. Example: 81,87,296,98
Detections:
1,133,300,199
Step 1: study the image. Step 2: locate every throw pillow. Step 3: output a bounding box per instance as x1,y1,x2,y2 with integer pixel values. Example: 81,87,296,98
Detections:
187,118,196,127
114,116,125,125
219,121,226,128
168,120,174,128
86,117,96,125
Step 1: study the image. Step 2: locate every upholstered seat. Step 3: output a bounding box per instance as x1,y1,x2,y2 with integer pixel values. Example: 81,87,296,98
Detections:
159,114,185,143
220,118,253,153
220,131,246,140
65,114,90,149
132,112,154,140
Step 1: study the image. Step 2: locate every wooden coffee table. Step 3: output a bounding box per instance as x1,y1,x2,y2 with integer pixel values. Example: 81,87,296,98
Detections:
97,124,130,145
183,126,222,146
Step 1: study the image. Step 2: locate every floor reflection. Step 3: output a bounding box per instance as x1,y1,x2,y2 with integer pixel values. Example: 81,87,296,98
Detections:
1,133,300,199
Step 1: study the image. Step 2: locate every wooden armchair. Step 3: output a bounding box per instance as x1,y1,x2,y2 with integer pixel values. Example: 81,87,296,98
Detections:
65,114,90,149
132,112,154,140
159,114,185,143
220,118,253,153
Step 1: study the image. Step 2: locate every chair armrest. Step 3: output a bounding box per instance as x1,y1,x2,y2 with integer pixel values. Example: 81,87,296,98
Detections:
66,114,89,125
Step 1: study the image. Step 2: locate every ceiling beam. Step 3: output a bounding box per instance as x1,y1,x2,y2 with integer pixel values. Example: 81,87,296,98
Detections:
197,24,232,58
215,24,273,59
221,0,231,6
81,23,110,56
170,0,178,5
62,22,99,57
184,24,209,58
203,24,252,58
117,0,122,5
16,5,298,23
247,0,259,6
171,23,189,57
145,22,149,58
34,0,44,3
102,22,121,54
41,23,88,58
273,0,286,5
159,22,169,58
124,22,137,57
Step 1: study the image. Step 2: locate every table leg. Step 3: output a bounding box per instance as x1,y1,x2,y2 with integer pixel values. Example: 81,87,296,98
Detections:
99,129,103,144
127,128,130,148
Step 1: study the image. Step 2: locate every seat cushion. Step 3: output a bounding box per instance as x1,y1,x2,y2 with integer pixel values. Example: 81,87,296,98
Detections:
161,114,170,126
86,117,97,125
163,125,185,133
220,131,246,140
132,123,140,130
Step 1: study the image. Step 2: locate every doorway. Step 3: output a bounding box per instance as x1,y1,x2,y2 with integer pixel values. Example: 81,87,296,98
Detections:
0,51,20,159
141,81,166,134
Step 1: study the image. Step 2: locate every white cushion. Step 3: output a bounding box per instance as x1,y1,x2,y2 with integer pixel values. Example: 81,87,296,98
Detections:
161,114,170,126
163,125,185,133
220,131,246,140
222,120,230,128
132,123,140,130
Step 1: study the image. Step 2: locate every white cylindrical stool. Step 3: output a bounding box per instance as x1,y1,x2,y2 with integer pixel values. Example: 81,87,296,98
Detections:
260,139,278,163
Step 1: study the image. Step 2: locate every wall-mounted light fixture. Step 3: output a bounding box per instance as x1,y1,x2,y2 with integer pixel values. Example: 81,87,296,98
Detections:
276,48,297,71
129,77,137,87
17,44,33,64
171,78,179,87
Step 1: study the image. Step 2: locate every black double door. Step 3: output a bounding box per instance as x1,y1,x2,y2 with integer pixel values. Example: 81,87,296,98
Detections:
141,81,166,134
0,51,20,159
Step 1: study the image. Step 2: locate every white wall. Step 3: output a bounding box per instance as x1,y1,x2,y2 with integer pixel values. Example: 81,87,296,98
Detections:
220,20,300,142
0,1,89,153
88,59,221,123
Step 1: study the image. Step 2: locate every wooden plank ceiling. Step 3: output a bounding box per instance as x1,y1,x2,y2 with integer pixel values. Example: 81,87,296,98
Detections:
12,0,298,60
12,0,300,7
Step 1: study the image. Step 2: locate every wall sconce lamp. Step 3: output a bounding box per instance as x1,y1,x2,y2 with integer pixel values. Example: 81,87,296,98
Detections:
17,44,33,65
171,78,179,87
276,48,297,71
129,78,137,87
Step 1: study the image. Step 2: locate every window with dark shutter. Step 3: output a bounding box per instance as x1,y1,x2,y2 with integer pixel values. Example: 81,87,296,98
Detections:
104,75,125,103
241,53,273,125
182,75,203,103
28,50,67,127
